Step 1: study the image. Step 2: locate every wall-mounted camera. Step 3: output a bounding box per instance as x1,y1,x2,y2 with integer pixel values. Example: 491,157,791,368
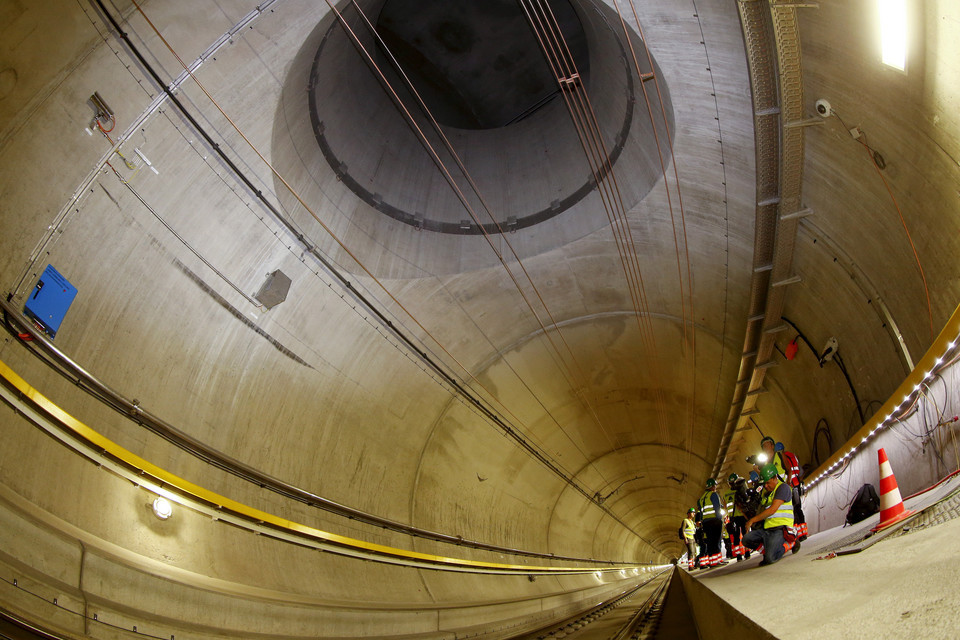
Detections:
815,98,832,117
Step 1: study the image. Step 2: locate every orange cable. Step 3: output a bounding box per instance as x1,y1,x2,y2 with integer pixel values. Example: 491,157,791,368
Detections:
520,0,672,440
621,2,700,469
126,0,579,467
349,1,625,453
861,141,934,340
127,0,634,493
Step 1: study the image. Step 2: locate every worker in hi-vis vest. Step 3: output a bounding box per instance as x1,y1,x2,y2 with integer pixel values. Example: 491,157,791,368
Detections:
742,463,796,565
681,508,698,570
753,435,808,541
696,479,727,569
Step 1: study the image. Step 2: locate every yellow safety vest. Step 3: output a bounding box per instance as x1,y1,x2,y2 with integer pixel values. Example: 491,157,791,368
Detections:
761,480,794,529
682,518,696,541
722,489,737,518
698,490,718,519
770,454,786,477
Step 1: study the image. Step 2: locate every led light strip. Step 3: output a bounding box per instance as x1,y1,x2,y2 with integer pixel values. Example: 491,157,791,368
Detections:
805,303,960,489
0,359,645,575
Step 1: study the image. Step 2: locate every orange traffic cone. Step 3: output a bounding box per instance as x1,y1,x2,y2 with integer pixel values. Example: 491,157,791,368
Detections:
871,448,915,532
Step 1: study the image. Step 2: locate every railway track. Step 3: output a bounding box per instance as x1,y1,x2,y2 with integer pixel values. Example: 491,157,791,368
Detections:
509,567,679,640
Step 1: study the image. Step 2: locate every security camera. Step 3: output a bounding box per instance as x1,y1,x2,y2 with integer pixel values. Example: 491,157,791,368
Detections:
818,336,838,367
815,99,832,117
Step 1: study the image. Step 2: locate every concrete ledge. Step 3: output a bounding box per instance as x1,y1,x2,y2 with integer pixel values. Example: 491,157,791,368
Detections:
676,567,778,640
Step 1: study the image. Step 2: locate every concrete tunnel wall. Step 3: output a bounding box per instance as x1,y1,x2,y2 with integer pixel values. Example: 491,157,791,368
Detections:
0,0,958,637
717,0,960,480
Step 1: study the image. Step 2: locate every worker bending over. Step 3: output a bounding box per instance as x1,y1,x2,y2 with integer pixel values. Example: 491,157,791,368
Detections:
742,463,796,566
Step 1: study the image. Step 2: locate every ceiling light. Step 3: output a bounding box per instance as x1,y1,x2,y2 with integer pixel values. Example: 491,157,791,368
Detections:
879,0,907,70
152,496,173,520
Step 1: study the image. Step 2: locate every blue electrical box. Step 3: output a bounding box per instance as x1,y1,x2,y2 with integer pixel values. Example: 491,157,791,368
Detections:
23,265,78,339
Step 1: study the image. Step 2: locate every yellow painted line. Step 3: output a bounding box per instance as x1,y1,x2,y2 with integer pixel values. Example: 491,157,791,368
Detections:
809,303,960,481
0,358,635,573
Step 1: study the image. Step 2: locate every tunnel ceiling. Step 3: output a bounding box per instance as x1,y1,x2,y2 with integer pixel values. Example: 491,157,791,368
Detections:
0,0,956,587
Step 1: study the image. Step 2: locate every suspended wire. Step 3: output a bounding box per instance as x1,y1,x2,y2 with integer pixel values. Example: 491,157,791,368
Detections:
537,0,687,446
78,2,678,557
114,0,685,534
116,1,589,478
164,101,585,472
861,142,935,341
518,0,669,440
832,110,934,341
517,0,672,442
548,5,694,444
118,0,714,548
331,4,630,485
102,159,266,311
615,0,699,470
346,1,625,455
609,2,691,344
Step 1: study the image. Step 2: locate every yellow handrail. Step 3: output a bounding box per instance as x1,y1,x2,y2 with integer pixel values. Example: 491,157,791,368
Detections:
0,358,642,574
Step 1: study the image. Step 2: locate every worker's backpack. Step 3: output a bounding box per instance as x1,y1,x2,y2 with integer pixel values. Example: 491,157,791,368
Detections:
845,483,880,526
778,450,802,487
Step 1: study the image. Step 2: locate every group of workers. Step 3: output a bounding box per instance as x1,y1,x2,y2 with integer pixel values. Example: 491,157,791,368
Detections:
680,436,808,569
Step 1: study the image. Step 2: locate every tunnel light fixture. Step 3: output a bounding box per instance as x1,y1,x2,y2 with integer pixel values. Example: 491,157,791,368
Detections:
152,496,173,520
878,0,907,71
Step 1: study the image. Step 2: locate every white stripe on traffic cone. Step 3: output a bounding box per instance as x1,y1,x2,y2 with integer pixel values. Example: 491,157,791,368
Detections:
871,448,915,532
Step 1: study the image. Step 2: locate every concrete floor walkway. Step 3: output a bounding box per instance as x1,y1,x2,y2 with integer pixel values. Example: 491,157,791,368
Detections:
691,477,960,639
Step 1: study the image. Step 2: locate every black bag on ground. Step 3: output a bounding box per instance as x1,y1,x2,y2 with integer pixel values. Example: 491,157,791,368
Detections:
845,483,880,526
